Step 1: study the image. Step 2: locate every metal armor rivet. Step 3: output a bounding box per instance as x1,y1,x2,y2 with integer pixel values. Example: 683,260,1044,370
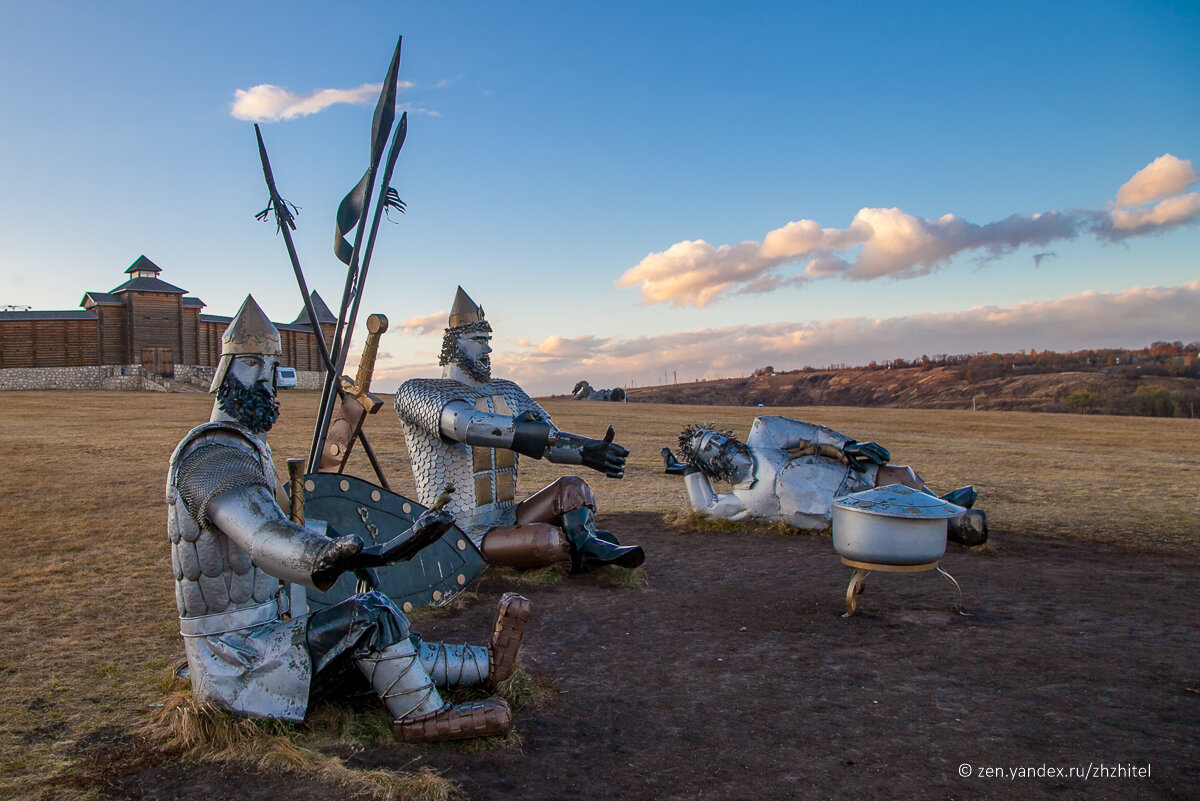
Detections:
457,574,466,585
457,539,467,550
402,502,412,514
432,590,443,602
304,480,316,492
403,602,413,613
371,490,381,502
339,480,350,492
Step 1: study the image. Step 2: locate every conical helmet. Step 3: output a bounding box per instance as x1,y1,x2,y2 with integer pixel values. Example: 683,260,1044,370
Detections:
208,295,282,392
447,286,486,328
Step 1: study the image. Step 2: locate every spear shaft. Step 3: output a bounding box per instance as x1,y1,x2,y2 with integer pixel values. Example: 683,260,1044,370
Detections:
253,124,390,488
311,36,403,471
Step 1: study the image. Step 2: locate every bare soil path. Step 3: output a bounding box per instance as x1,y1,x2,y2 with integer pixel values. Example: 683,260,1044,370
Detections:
116,513,1199,801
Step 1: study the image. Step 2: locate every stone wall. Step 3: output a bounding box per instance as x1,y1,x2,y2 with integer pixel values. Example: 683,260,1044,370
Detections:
0,364,144,391
0,364,327,392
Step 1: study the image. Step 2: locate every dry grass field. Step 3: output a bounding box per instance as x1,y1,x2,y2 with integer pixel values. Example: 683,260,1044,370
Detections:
0,391,1196,799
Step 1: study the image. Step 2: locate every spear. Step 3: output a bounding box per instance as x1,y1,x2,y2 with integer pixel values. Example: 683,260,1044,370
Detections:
253,123,391,488
311,35,404,471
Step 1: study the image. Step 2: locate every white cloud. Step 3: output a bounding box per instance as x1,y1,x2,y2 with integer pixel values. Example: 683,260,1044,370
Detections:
617,155,1200,307
492,281,1200,396
395,310,447,336
1110,193,1200,234
1115,154,1197,208
231,80,415,122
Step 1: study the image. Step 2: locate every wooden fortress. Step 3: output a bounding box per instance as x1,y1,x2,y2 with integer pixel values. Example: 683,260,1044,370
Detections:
0,256,335,378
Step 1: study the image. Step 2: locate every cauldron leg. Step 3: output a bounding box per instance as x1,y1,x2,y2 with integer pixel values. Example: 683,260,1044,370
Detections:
935,565,968,615
843,568,871,616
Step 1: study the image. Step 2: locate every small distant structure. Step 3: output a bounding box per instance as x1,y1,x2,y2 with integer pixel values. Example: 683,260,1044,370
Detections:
572,380,626,402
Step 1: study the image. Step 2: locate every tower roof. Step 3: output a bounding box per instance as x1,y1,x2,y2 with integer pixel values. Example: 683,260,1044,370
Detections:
125,255,162,275
291,291,338,326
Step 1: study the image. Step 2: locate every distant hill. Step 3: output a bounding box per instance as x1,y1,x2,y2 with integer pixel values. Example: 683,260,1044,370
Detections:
621,364,1200,416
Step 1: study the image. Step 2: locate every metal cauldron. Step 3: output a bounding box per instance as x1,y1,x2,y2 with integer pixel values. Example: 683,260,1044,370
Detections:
832,484,965,565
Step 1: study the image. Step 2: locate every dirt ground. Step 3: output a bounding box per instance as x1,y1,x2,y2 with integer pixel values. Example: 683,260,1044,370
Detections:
1,394,1196,800
113,513,1199,801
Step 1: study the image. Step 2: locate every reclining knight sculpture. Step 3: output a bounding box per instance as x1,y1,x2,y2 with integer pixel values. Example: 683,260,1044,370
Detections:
168,298,528,742
662,415,988,545
395,287,645,572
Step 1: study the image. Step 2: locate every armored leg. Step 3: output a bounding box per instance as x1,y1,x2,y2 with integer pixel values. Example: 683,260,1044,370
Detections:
358,639,512,743
418,640,489,687
480,523,570,568
356,637,446,722
416,592,531,689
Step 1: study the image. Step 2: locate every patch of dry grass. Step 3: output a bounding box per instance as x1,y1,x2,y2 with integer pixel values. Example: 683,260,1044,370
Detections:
148,687,461,800
663,509,827,538
0,390,1195,798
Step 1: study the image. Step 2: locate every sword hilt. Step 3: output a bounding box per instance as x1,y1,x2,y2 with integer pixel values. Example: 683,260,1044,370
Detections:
342,313,388,413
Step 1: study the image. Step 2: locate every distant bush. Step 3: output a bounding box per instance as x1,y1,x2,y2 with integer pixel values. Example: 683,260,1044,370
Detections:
1065,391,1102,413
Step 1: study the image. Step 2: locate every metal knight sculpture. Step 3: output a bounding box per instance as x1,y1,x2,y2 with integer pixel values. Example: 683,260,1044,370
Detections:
394,287,645,572
661,415,988,545
168,297,528,742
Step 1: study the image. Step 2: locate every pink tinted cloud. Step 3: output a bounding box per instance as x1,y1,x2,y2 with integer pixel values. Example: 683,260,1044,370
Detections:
499,281,1200,395
1115,154,1197,208
395,310,447,336
618,155,1200,307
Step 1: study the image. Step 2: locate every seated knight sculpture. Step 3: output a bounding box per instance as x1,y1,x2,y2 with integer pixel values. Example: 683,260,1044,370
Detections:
661,415,987,545
168,296,529,742
394,288,645,572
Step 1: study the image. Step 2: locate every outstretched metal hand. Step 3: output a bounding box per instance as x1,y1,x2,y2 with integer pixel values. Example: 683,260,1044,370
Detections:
581,425,629,479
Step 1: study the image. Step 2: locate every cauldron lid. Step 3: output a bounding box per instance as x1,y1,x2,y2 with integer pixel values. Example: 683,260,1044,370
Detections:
833,483,966,519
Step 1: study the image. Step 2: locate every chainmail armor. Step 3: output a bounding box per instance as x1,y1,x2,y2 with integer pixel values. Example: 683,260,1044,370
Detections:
395,378,546,544
177,444,273,528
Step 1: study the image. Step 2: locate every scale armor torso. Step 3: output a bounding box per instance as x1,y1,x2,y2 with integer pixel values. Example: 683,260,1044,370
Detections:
167,422,282,618
166,420,310,721
396,378,545,544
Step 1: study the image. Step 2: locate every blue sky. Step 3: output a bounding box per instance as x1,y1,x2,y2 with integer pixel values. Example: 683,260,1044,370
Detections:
1,1,1197,394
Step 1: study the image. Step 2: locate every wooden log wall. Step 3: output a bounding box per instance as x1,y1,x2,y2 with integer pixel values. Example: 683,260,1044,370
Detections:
0,318,100,368
128,293,182,362
97,306,126,364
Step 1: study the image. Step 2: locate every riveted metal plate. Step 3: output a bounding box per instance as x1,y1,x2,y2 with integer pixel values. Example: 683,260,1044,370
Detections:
293,472,487,612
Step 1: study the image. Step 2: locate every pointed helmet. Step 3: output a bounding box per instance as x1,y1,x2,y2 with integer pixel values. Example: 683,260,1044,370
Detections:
447,286,486,328
208,295,283,392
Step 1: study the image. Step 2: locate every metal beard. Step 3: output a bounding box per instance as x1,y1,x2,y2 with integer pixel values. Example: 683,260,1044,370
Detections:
217,375,280,434
439,321,493,383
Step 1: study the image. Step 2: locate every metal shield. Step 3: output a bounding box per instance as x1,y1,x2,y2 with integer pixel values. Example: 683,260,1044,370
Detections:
294,472,487,613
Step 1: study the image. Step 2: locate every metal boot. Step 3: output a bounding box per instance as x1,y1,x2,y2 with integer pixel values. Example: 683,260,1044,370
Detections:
488,592,531,688
395,698,513,744
559,508,645,573
358,638,512,743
